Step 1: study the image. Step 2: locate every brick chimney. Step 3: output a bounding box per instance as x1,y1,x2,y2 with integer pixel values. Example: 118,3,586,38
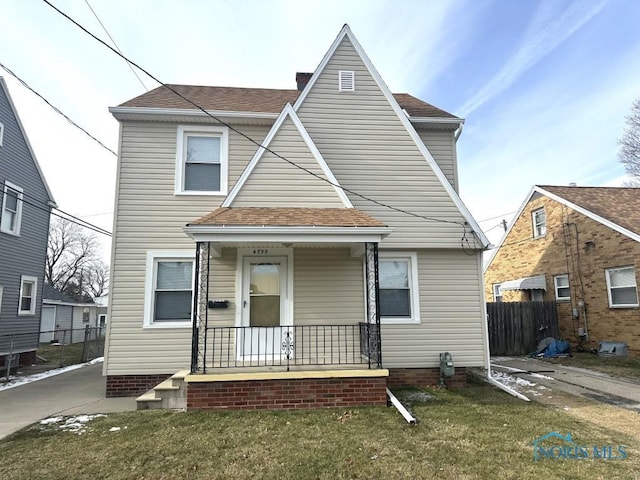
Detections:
296,72,313,91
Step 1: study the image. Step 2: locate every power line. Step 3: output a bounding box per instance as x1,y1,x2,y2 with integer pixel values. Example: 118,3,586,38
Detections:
41,0,478,237
476,211,517,223
0,61,117,156
83,0,149,92
10,189,112,236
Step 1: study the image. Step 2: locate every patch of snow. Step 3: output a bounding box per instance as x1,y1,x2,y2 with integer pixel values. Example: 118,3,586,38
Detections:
40,414,107,435
0,358,104,392
529,373,554,380
109,427,121,432
491,370,536,388
40,416,63,425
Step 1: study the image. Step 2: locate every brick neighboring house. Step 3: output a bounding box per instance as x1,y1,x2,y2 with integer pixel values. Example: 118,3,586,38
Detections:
484,185,640,354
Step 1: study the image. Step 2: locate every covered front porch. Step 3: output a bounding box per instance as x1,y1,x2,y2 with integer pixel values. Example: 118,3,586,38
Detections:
175,207,392,410
185,208,392,377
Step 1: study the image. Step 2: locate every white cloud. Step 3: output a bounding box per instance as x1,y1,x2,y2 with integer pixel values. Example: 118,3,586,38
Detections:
458,0,608,117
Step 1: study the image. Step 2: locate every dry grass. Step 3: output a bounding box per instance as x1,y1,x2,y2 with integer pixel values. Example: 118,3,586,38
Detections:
541,352,640,379
1,384,638,479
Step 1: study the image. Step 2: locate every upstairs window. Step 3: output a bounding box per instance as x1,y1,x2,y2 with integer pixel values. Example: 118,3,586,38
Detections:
0,122,4,146
19,275,37,315
339,71,355,92
532,208,546,238
175,126,228,195
606,266,639,308
1,182,23,236
554,274,570,301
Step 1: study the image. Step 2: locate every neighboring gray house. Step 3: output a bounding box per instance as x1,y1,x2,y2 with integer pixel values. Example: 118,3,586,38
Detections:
41,285,100,344
0,77,56,367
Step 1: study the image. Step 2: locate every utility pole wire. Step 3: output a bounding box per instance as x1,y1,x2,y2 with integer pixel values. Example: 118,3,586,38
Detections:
0,61,117,156
83,0,149,91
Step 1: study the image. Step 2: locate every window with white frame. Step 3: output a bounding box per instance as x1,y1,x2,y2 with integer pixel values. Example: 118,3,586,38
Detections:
493,284,502,302
0,286,3,319
0,122,4,146
339,71,355,91
175,125,228,195
18,275,37,315
606,266,639,308
82,307,90,323
554,274,570,301
144,251,194,327
1,182,23,236
532,208,546,238
378,252,420,324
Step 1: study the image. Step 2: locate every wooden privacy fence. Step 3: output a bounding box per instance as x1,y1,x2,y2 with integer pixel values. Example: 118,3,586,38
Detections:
486,301,559,356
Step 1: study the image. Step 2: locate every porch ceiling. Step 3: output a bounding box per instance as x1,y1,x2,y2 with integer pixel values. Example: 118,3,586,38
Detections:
183,207,392,244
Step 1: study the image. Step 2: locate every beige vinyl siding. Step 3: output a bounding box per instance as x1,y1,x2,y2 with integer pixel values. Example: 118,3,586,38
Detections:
416,129,458,191
105,122,270,375
381,249,486,368
232,118,344,207
296,37,466,248
294,248,364,325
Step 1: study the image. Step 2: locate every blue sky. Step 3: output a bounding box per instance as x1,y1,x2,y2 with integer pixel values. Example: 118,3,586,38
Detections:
0,0,638,257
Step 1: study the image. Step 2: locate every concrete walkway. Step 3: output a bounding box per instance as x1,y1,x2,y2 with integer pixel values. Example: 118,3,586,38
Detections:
0,363,136,440
491,356,640,410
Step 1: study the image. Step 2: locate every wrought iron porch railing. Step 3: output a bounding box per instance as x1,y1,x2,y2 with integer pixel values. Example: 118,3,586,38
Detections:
198,323,381,372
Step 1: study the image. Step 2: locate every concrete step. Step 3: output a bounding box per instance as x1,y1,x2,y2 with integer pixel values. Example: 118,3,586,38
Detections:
136,372,188,410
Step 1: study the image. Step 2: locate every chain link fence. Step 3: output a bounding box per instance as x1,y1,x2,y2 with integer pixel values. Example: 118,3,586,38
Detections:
1,326,105,381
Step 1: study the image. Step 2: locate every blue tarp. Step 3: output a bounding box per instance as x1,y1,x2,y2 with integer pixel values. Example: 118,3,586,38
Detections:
532,337,571,358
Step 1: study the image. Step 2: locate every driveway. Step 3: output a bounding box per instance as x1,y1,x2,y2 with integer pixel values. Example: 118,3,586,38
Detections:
0,362,136,440
491,356,640,411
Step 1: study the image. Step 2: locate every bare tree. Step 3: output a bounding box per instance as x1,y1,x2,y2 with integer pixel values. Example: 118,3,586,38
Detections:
46,218,109,301
619,98,640,186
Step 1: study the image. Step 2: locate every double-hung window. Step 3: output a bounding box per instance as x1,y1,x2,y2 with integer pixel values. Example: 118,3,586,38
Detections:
176,125,228,195
606,266,639,308
1,182,23,236
144,251,194,327
378,252,420,324
18,275,37,315
532,208,546,238
0,122,4,146
554,274,570,301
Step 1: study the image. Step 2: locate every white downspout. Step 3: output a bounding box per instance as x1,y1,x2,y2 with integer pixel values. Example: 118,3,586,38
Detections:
483,312,530,402
478,254,529,401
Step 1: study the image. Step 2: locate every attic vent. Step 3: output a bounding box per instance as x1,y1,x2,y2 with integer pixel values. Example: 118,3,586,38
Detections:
339,71,355,92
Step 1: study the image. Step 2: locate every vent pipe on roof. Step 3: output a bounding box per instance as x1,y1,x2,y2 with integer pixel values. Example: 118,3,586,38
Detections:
569,182,577,187
296,72,313,91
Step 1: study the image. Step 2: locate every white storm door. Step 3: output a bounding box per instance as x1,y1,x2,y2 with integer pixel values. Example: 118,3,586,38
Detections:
240,257,289,358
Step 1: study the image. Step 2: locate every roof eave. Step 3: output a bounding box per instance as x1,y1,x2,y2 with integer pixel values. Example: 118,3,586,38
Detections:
109,106,279,123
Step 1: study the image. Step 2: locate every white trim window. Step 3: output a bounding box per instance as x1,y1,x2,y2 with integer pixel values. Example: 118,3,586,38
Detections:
144,251,195,328
1,182,23,236
606,266,639,308
493,284,502,302
532,208,546,238
554,274,570,301
339,70,355,91
18,275,37,315
175,125,228,195
0,122,4,146
378,252,420,324
0,286,3,319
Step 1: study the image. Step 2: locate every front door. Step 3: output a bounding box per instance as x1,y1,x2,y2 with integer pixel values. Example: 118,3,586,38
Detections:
240,256,289,358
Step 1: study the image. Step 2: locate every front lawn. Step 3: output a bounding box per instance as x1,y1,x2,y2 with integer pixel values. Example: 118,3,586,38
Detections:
1,385,637,479
541,352,640,380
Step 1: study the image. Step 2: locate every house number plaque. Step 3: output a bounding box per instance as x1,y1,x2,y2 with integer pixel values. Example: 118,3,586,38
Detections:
252,249,269,255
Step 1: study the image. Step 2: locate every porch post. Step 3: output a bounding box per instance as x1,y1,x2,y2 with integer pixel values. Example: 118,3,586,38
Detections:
365,242,382,368
190,242,211,373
